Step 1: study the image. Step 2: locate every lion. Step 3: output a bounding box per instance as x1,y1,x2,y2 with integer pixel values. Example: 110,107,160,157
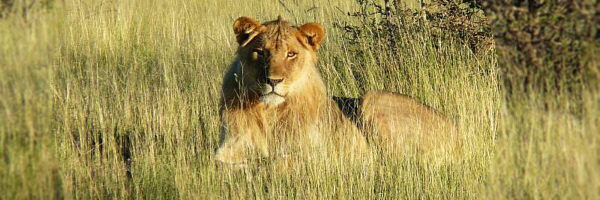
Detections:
214,16,459,166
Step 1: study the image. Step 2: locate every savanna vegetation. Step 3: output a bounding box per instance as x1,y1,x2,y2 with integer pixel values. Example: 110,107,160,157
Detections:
0,0,597,199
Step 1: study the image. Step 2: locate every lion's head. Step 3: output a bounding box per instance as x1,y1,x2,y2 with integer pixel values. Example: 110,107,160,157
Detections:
231,16,326,107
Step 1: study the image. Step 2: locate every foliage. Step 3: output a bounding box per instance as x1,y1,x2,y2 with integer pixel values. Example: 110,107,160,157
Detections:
0,0,54,18
338,0,494,56
480,0,599,94
341,0,599,112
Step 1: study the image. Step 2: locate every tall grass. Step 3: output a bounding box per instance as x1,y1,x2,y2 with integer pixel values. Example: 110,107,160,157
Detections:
0,0,597,199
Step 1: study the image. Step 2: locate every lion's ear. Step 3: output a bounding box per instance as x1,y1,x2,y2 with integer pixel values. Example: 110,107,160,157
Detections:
233,16,262,46
297,23,326,50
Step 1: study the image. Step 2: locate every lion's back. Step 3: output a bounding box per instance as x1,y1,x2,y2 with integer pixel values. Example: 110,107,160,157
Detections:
358,91,460,162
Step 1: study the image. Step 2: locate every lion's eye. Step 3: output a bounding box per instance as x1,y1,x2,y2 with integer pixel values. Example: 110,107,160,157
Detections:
287,51,297,58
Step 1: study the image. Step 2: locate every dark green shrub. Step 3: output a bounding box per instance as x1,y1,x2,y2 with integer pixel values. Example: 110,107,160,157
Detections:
341,0,599,98
338,0,493,56
479,0,599,94
0,0,54,19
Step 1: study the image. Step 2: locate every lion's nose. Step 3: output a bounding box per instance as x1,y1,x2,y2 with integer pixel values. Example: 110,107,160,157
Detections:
266,78,284,86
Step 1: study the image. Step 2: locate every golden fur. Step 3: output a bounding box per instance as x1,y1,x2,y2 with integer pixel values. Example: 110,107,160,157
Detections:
214,16,458,166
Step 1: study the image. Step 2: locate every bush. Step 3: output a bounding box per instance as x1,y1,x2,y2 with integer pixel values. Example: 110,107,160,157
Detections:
0,0,54,19
338,0,493,56
479,0,599,94
341,0,599,98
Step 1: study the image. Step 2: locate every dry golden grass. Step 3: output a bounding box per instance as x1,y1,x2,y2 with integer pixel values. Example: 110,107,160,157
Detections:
0,0,597,199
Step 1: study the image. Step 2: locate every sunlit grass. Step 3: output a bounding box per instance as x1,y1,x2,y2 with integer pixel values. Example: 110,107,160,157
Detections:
0,0,597,199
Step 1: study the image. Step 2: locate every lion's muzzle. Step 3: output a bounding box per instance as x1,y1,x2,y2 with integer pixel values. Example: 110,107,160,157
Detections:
260,81,286,106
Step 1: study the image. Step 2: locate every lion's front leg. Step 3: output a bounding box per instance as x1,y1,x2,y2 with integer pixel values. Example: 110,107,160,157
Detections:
214,131,252,164
214,108,269,165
